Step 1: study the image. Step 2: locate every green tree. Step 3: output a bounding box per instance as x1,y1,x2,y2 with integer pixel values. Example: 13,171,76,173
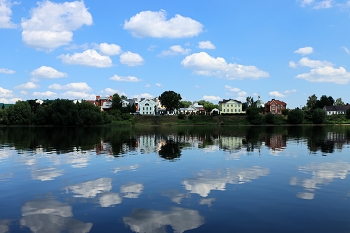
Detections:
246,107,263,125
180,101,192,108
317,95,334,108
306,94,318,110
264,112,275,124
6,101,33,125
197,100,218,112
288,108,304,124
111,93,122,111
159,91,182,112
334,98,345,106
346,108,350,119
282,109,289,116
312,108,326,124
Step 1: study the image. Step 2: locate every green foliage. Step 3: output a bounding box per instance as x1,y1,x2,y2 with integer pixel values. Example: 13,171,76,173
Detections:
334,98,345,106
159,90,182,112
111,93,122,111
177,113,186,120
288,109,304,124
282,109,289,116
312,108,326,124
317,95,334,108
306,94,318,110
6,101,33,125
347,108,350,119
264,112,275,124
179,101,192,108
246,107,263,125
197,100,218,112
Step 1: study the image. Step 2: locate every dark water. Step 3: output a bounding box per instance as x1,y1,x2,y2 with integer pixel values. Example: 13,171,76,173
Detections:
1,125,350,233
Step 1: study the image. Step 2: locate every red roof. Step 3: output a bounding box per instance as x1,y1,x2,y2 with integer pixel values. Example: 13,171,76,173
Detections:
265,99,286,106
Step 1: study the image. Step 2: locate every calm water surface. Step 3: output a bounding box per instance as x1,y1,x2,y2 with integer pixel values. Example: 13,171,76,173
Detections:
1,126,350,233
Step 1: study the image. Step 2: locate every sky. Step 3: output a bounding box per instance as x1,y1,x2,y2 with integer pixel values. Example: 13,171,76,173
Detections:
1,0,350,108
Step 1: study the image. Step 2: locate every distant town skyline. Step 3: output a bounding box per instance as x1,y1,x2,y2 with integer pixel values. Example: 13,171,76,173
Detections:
1,0,350,108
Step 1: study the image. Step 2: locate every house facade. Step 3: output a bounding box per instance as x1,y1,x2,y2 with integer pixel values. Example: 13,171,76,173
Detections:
95,95,112,111
264,99,287,115
324,105,350,115
138,98,158,115
218,99,242,114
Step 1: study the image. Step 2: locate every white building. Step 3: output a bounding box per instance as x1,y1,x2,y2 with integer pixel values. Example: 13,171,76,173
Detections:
218,99,243,114
138,98,158,115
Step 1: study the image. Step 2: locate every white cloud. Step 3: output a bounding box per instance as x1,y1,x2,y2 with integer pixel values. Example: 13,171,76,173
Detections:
61,91,95,100
155,83,162,87
21,1,92,50
203,95,221,101
0,86,13,97
0,97,21,103
148,45,157,51
120,51,144,66
225,85,241,93
181,52,269,79
110,75,141,82
284,89,297,94
342,46,350,55
104,88,126,96
145,84,150,88
124,10,203,38
298,0,314,7
198,41,216,49
15,82,39,89
58,49,112,68
296,66,350,84
269,91,285,98
158,45,191,57
99,43,122,56
32,91,57,98
314,0,333,9
289,61,297,68
20,91,28,95
48,82,92,92
294,46,314,55
299,57,333,67
0,0,16,28
0,68,15,74
224,85,247,98
133,93,153,99
30,66,67,78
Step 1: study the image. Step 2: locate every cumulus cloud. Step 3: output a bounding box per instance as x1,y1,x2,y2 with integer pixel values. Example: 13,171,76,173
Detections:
284,89,297,94
294,46,314,55
61,91,95,100
110,75,141,82
299,57,332,67
99,43,122,56
48,82,92,92
224,85,247,101
21,1,92,50
181,52,269,79
158,45,191,57
104,88,126,96
203,95,221,101
269,91,285,98
0,97,21,103
133,93,153,99
296,66,350,84
289,61,298,68
0,86,13,97
30,66,67,79
15,82,39,89
155,83,162,87
120,51,144,66
0,68,15,74
32,91,57,98
124,10,203,38
0,0,16,28
58,49,112,68
198,41,216,49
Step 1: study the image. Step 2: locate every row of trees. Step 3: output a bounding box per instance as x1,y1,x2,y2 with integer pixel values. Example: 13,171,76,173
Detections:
0,99,113,126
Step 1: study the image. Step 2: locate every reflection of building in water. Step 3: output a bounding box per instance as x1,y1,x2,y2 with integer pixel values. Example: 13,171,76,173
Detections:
220,136,243,152
264,134,286,151
326,132,350,150
290,162,350,200
123,207,204,233
95,141,113,155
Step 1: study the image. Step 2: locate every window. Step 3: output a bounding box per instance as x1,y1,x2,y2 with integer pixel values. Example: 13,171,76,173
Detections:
231,109,233,112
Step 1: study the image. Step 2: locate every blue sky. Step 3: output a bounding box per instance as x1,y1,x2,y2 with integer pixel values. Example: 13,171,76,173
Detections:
1,0,350,108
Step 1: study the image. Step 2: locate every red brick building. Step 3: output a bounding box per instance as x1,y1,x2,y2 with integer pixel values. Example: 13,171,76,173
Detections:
264,99,287,115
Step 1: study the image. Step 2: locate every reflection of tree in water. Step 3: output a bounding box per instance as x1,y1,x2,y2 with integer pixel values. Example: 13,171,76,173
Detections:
158,139,182,161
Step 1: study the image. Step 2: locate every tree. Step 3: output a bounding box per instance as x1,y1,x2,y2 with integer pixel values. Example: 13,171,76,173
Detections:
6,101,33,125
111,93,122,111
159,91,182,112
334,98,345,106
264,112,275,124
312,108,326,124
288,108,304,124
306,94,318,110
246,96,256,108
197,100,218,112
246,107,263,125
180,101,192,108
317,95,334,108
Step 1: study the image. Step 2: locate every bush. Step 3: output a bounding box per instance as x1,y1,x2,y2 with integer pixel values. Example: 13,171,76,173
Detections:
246,107,263,125
287,109,304,124
282,109,289,116
347,108,350,119
264,112,275,124
178,113,186,120
312,108,326,124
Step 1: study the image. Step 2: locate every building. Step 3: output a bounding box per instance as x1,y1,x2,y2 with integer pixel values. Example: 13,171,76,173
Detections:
264,99,287,115
323,105,350,115
138,98,158,115
218,99,243,114
95,95,112,111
